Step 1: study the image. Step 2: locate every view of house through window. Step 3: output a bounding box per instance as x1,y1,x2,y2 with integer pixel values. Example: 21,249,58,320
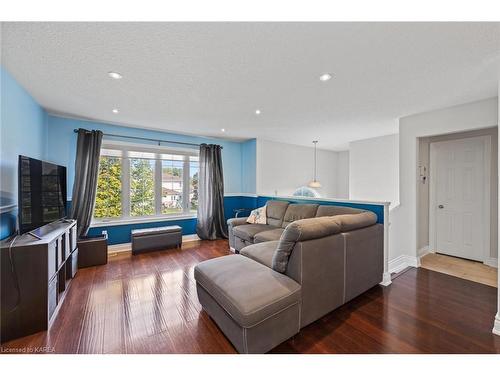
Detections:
94,144,199,221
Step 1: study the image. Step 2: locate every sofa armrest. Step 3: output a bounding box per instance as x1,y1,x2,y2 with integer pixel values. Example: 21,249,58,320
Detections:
227,217,249,251
227,217,249,228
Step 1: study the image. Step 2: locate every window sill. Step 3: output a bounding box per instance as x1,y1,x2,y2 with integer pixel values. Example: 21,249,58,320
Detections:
90,214,197,228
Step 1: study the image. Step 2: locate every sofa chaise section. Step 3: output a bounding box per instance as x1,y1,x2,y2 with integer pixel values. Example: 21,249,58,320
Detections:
194,254,301,354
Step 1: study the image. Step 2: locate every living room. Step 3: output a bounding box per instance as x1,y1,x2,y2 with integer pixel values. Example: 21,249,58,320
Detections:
1,1,500,372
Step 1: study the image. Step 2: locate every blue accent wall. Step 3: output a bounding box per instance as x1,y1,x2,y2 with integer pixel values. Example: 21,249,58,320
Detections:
47,115,246,199
0,66,48,240
223,195,258,221
88,217,198,245
44,116,260,245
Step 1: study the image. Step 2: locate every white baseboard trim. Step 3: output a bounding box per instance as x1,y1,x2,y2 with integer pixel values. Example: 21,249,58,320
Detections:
108,234,201,254
417,246,430,258
484,257,498,268
493,313,500,336
108,243,132,254
388,255,420,274
182,234,201,242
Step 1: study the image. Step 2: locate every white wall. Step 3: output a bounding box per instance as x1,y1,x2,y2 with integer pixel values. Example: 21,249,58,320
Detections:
393,97,498,265
256,139,348,198
349,134,399,208
336,151,350,198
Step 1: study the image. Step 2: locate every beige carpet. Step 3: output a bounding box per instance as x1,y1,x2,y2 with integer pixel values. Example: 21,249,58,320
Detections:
420,253,497,288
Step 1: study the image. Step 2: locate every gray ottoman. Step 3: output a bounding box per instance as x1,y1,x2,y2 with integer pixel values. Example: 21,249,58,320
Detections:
131,225,182,255
194,254,301,353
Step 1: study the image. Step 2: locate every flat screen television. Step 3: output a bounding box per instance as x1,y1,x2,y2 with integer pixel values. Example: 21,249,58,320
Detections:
18,155,67,234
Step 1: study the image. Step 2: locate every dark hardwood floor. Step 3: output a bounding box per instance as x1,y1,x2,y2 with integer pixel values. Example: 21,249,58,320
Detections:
1,239,499,354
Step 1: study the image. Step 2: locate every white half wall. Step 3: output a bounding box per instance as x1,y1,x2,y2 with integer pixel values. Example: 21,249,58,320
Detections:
394,97,498,264
255,139,348,199
348,133,401,271
349,134,399,208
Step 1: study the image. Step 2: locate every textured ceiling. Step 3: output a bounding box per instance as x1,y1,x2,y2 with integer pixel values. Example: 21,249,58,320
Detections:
2,22,500,150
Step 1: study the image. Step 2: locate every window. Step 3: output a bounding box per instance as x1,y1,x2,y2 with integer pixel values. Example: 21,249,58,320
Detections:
292,186,321,198
94,143,199,222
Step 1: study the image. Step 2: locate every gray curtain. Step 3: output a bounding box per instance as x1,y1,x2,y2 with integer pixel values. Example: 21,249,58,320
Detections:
70,129,103,237
196,144,228,240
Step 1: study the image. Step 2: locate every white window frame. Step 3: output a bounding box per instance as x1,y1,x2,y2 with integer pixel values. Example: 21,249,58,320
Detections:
92,140,199,225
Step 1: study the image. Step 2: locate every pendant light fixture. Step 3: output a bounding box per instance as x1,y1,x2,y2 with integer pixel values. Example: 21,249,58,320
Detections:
308,140,322,188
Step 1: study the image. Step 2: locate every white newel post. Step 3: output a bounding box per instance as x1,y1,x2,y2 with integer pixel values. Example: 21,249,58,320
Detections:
380,203,392,286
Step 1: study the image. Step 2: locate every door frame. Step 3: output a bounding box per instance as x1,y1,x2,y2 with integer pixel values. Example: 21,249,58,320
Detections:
429,135,491,263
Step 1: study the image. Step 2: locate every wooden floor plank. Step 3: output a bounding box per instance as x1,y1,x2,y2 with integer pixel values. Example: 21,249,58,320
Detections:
1,239,499,354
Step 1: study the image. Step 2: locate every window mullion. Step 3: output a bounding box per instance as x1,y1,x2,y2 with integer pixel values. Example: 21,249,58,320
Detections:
183,156,190,214
121,151,130,218
155,157,162,215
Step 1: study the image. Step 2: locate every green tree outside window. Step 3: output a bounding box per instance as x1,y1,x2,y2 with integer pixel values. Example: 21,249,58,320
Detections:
130,158,155,216
94,156,122,218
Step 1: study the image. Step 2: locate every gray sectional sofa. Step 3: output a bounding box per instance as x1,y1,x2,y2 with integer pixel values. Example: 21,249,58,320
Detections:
228,200,371,252
194,200,383,353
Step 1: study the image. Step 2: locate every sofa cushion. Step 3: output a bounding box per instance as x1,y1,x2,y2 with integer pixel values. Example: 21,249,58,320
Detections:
240,241,279,268
315,205,366,217
334,212,378,232
272,216,342,273
232,224,276,242
194,255,301,327
281,204,319,228
265,200,290,227
254,228,285,243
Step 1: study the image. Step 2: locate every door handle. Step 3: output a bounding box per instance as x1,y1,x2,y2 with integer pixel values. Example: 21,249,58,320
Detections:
438,205,444,209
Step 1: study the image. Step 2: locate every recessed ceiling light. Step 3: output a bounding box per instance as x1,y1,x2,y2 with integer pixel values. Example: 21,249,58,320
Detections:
255,109,261,115
112,109,119,114
221,128,226,132
108,71,123,80
319,73,332,82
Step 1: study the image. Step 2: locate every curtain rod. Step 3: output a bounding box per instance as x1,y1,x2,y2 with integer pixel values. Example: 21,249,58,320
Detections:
73,128,223,149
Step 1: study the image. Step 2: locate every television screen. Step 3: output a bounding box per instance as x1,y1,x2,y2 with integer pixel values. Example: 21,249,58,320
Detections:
18,155,67,234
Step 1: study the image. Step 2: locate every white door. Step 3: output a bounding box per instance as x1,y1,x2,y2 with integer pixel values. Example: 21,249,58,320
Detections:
430,136,490,262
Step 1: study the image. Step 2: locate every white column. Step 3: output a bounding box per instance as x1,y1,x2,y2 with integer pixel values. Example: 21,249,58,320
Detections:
380,203,392,286
494,83,500,336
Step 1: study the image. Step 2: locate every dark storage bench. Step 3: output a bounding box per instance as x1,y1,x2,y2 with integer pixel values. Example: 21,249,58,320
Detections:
131,225,182,255
77,233,108,268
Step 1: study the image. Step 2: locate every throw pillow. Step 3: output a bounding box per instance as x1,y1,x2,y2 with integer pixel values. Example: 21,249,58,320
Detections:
246,206,267,224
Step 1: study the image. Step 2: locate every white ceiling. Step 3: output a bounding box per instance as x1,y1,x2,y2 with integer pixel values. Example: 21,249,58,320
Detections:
2,22,500,150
